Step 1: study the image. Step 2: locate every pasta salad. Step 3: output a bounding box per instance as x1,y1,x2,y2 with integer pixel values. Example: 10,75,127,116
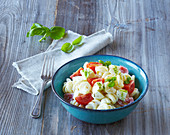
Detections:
62,60,140,110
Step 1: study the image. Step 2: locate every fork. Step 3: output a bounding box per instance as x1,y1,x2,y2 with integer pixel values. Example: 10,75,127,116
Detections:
31,55,54,118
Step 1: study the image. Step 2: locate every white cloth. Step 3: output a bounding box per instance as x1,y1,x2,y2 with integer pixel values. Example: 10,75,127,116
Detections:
12,29,113,95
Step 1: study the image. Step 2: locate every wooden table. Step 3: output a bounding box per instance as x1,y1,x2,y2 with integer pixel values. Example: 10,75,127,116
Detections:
0,0,170,135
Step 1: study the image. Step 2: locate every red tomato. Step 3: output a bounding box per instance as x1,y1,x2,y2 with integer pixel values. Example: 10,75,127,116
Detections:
87,78,98,86
75,93,93,105
86,62,102,74
123,80,135,94
64,93,73,103
70,67,84,79
91,78,105,86
119,66,128,73
87,62,103,67
88,66,96,73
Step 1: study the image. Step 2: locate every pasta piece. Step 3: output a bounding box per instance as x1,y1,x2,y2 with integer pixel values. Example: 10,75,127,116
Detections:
103,74,115,80
97,103,115,110
63,79,73,93
100,97,112,104
73,89,80,99
83,62,89,69
117,89,128,101
72,76,86,92
85,100,100,109
104,82,116,94
92,91,105,100
131,75,135,81
109,65,120,75
95,66,108,77
70,99,79,106
102,71,111,79
106,93,118,104
72,76,85,83
130,88,140,99
114,75,124,89
80,68,97,79
78,81,92,94
92,82,105,100
120,73,131,82
92,82,104,93
72,80,92,96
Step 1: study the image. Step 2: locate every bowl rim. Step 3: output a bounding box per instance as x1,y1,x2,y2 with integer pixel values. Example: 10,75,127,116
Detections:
51,55,149,112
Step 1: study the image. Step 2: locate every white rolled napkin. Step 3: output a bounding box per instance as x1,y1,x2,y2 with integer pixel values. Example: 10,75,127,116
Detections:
12,29,113,95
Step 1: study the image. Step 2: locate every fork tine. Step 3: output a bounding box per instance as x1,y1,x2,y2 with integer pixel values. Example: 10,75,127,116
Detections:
41,55,47,77
46,56,51,78
50,57,54,77
41,55,54,79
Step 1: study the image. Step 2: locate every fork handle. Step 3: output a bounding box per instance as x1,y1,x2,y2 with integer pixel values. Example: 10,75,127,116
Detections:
31,80,47,118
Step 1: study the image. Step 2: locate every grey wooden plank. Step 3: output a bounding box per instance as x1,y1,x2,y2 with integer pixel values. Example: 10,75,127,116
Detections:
0,0,56,134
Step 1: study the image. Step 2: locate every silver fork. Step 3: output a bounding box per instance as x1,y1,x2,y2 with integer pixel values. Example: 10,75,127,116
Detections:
31,55,54,118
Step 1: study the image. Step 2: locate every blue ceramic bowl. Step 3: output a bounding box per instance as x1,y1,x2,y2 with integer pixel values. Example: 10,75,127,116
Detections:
51,55,148,124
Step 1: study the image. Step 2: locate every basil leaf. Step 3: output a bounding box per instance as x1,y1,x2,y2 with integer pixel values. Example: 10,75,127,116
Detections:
27,23,65,42
26,32,30,37
42,26,50,32
72,36,83,45
50,26,65,40
61,35,84,53
29,28,46,37
31,23,43,29
61,43,74,53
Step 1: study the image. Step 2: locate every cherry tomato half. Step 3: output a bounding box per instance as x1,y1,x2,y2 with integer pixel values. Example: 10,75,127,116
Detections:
87,78,98,86
91,78,105,86
86,62,102,74
75,93,93,105
123,80,135,94
70,67,84,79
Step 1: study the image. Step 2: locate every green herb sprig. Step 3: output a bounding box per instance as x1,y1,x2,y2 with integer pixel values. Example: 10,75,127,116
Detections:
124,77,131,84
27,23,65,42
98,60,111,68
106,77,116,87
61,36,84,53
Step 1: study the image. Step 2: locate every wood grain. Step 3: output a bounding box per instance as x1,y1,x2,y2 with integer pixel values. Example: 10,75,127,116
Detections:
0,0,170,135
